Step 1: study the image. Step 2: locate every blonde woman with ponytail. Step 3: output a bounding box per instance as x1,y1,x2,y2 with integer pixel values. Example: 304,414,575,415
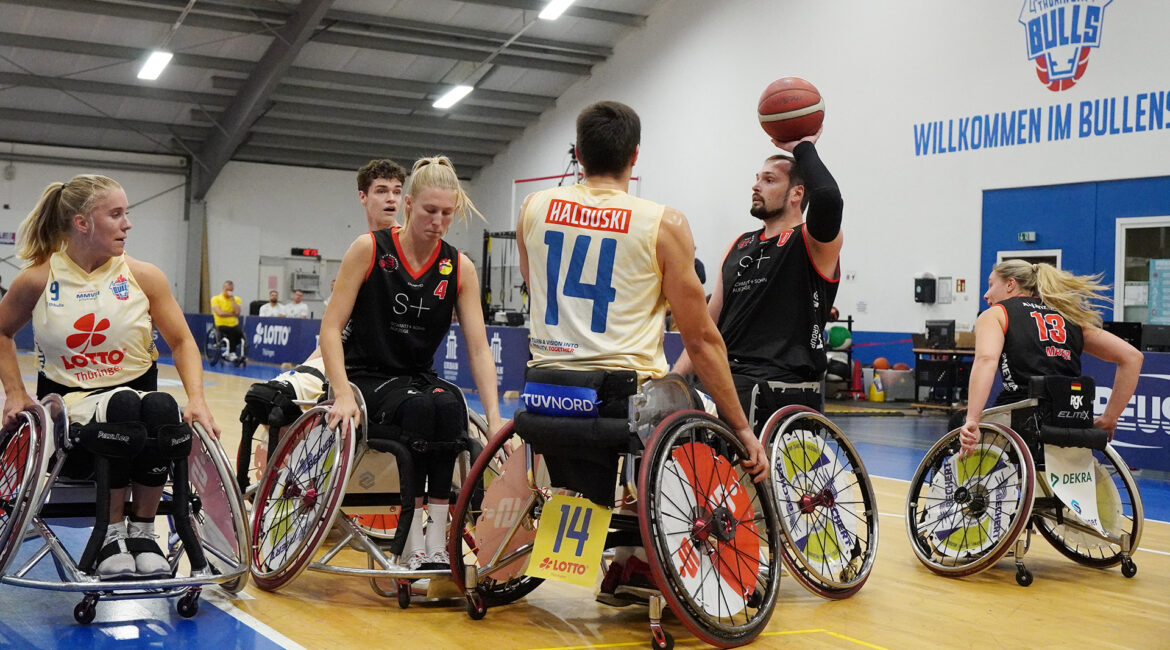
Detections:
0,175,218,579
960,260,1143,454
320,156,502,570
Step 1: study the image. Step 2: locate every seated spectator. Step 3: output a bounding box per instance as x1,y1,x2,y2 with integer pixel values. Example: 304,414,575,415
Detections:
284,290,311,319
258,290,284,317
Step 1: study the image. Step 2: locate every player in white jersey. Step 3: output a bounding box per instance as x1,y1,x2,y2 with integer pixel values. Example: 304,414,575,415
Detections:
0,175,218,579
517,101,766,599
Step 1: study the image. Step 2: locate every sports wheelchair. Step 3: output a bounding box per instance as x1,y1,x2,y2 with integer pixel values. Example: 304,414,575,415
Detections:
906,375,1143,586
235,363,326,499
0,395,250,624
248,377,492,606
448,371,784,649
204,325,246,368
758,405,878,599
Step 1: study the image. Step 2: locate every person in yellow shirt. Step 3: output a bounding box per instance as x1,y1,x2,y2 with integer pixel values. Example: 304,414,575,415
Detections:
210,280,244,361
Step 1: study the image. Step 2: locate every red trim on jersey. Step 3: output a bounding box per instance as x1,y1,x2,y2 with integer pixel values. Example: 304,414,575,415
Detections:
363,232,376,281
455,254,462,297
995,303,1009,334
802,228,840,283
392,228,441,281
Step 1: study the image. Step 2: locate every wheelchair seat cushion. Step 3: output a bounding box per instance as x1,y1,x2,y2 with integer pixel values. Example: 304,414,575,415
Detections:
524,367,638,418
514,409,635,507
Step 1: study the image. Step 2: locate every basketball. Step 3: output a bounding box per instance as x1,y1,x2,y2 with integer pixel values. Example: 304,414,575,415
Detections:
872,357,890,370
757,77,824,142
893,362,911,371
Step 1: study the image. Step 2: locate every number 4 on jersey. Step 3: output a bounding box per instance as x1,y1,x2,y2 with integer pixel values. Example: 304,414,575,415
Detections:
543,231,617,333
433,280,448,300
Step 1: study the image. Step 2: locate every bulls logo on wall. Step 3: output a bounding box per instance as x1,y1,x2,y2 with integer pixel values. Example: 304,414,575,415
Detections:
1019,0,1113,91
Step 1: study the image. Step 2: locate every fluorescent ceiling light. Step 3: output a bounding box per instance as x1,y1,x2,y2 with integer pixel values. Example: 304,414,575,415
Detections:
433,85,473,109
137,50,174,80
539,0,575,20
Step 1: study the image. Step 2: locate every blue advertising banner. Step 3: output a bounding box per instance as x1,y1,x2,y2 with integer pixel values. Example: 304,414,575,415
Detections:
245,316,319,365
435,324,529,393
1084,354,1170,473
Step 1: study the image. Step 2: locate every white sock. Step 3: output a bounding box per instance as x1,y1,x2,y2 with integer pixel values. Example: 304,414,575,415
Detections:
425,503,449,556
404,508,426,558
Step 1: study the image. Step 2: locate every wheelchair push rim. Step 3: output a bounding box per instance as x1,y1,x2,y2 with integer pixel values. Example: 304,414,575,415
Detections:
905,423,1035,577
639,411,782,649
250,405,354,590
1033,443,1144,568
759,405,878,597
0,408,50,576
448,420,545,608
185,421,252,593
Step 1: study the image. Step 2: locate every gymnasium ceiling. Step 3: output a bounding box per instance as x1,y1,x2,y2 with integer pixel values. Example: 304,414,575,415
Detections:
0,0,657,197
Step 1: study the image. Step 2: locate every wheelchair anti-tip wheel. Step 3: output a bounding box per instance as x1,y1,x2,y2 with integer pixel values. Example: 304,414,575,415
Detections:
0,408,49,575
905,423,1034,577
1033,444,1143,572
760,405,878,599
250,406,355,590
448,421,546,610
640,411,782,649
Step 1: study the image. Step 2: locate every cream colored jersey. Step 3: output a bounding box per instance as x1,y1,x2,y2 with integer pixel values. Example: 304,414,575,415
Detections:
33,253,158,390
522,184,668,378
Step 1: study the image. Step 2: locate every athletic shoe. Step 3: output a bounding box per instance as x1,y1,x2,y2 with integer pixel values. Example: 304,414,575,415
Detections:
596,556,656,607
95,522,137,580
401,549,427,571
421,549,449,571
127,520,171,578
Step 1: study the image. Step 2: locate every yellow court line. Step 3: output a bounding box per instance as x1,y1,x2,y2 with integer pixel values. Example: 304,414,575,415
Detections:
526,629,847,649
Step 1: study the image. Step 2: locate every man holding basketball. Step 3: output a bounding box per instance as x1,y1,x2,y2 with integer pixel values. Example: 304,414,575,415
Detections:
673,127,843,430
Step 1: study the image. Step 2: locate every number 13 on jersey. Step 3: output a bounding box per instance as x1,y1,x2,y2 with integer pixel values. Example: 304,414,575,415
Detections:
527,494,613,587
544,231,618,333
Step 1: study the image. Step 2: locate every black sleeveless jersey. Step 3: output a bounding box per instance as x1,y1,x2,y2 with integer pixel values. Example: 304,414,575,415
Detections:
995,295,1083,404
343,228,460,375
718,224,839,383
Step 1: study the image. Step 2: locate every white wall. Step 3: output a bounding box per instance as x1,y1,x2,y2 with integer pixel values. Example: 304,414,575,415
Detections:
465,0,1170,332
0,142,187,296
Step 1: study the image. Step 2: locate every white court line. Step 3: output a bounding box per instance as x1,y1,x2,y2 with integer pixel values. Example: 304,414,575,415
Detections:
203,588,306,650
872,479,1170,555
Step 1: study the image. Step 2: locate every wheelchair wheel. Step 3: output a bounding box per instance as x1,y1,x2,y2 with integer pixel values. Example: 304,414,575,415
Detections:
905,423,1035,577
759,406,877,598
1034,444,1144,569
234,338,247,367
449,421,545,608
186,422,252,593
640,411,782,649
0,409,49,575
204,328,221,367
250,405,355,590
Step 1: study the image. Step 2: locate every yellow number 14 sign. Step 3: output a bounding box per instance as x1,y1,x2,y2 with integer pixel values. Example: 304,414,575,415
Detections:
528,494,613,588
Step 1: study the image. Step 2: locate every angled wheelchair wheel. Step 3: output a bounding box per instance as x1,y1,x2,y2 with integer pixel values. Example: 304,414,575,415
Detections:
759,405,877,598
1034,444,1143,569
250,405,355,590
905,423,1034,577
204,328,221,367
640,411,782,649
449,421,545,609
186,422,252,593
0,408,49,575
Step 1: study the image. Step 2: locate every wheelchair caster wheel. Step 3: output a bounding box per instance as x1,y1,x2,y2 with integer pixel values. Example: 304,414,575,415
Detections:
466,592,487,620
177,592,200,618
651,627,674,650
1121,557,1137,578
397,581,411,609
1015,567,1033,587
73,595,98,625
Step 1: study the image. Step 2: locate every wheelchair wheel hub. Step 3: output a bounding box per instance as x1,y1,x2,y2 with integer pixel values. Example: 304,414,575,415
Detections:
799,488,836,514
301,487,319,507
953,485,988,517
692,506,736,545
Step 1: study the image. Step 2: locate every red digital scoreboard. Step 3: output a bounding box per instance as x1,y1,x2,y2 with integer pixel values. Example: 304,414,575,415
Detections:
291,247,319,257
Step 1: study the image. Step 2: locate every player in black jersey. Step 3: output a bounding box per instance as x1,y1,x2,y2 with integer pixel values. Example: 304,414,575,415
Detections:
673,127,843,431
959,260,1143,455
321,156,503,570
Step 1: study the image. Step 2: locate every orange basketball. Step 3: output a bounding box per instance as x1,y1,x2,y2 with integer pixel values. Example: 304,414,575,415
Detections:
872,357,890,370
892,362,911,371
757,77,824,142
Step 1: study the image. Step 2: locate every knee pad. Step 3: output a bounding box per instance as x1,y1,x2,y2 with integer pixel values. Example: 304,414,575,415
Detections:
140,392,181,436
431,388,466,443
242,380,300,428
156,423,194,459
78,420,147,458
99,390,142,424
130,452,170,487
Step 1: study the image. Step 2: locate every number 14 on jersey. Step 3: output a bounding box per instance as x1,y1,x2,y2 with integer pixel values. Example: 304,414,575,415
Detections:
544,231,618,333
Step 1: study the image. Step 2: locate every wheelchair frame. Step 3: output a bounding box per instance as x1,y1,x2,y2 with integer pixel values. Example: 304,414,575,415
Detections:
906,398,1143,586
248,379,489,607
0,395,251,623
448,376,785,649
204,326,247,368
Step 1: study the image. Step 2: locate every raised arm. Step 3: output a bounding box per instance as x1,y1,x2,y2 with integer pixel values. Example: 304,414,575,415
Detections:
774,130,843,278
454,254,503,435
658,207,766,480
